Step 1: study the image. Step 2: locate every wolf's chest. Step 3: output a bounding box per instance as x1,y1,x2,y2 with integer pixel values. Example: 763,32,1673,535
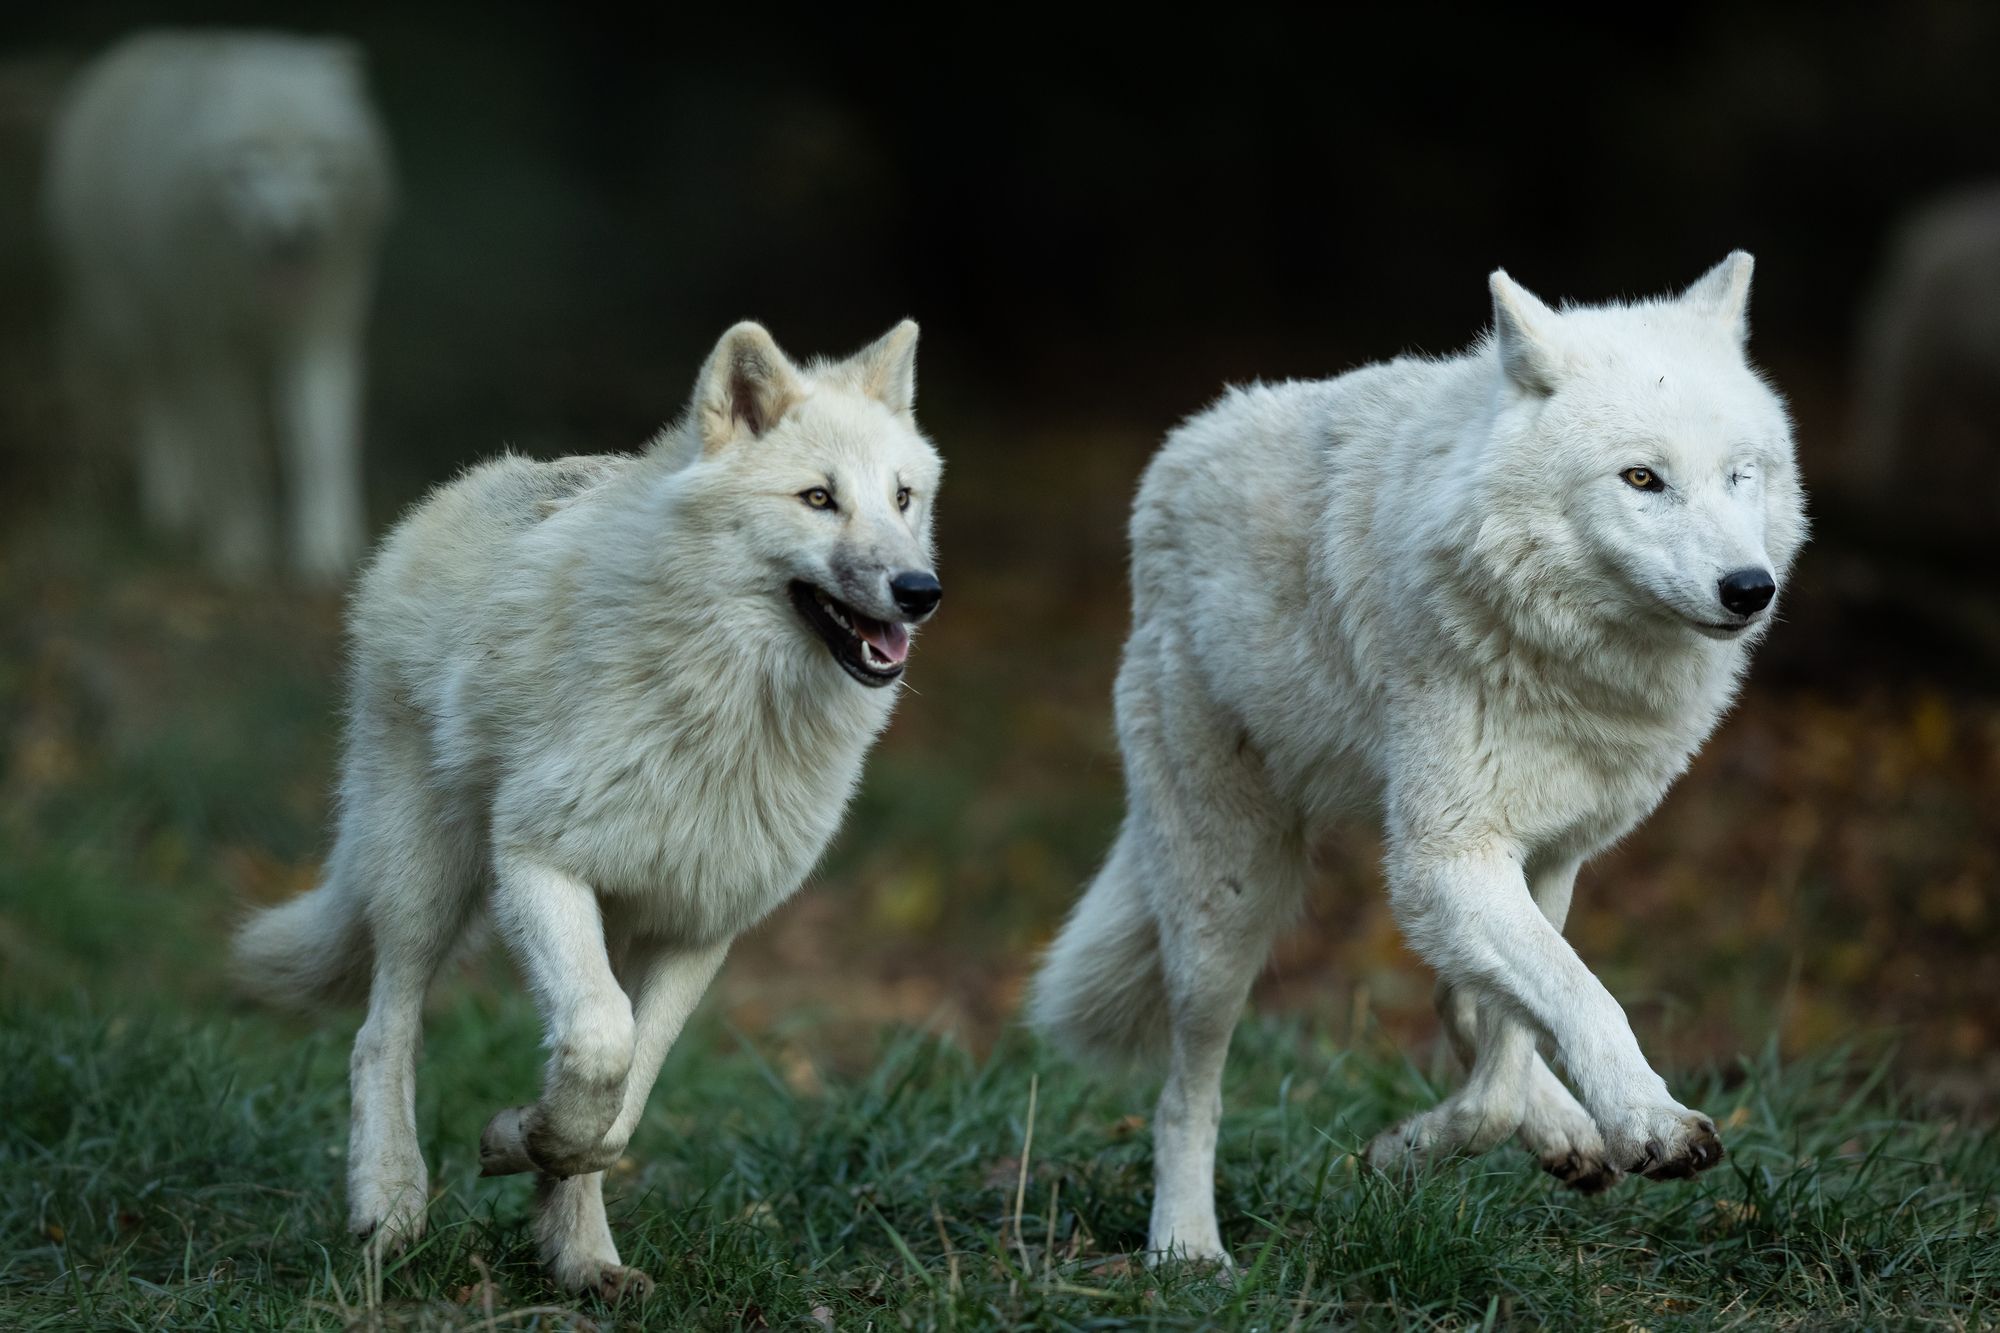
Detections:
1495,704,1714,856
505,709,876,945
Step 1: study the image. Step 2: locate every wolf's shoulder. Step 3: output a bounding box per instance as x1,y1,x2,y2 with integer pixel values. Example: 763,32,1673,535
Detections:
1155,353,1464,479
420,449,634,523
361,450,636,586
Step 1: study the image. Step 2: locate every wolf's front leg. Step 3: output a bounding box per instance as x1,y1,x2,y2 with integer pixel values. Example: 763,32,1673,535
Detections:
275,307,367,583
482,935,729,1177
1368,979,1622,1191
509,937,730,1297
1367,858,1622,1188
534,1174,652,1302
175,354,276,581
1385,836,1722,1180
483,857,635,1178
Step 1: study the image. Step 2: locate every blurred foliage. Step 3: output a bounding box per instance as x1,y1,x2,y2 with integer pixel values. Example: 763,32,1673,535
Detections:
2,441,1996,1098
3,6,2000,490
0,6,1997,1103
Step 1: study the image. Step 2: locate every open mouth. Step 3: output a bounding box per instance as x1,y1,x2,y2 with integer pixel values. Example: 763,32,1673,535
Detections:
789,581,911,687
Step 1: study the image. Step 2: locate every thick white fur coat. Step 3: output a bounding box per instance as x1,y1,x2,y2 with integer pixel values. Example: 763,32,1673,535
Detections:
1030,255,1807,1263
232,320,942,1295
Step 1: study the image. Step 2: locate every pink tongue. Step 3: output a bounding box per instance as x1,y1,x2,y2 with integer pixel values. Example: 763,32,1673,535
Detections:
855,617,910,665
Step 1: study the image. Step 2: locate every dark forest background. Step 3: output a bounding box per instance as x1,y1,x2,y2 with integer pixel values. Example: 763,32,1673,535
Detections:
2,4,1997,1094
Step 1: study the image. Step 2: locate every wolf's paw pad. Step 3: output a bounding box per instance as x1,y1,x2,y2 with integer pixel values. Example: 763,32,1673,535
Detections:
1538,1148,1624,1194
1628,1113,1724,1181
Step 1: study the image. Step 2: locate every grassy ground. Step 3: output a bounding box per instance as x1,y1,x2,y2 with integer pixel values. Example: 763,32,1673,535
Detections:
3,501,1998,1329
5,997,1996,1331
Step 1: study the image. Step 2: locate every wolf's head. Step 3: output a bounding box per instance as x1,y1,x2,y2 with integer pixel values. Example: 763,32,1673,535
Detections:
1482,253,1807,645
662,320,943,689
202,39,392,269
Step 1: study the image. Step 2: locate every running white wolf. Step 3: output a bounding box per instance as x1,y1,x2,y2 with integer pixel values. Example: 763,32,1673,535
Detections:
231,320,943,1297
45,30,394,582
1028,255,1807,1264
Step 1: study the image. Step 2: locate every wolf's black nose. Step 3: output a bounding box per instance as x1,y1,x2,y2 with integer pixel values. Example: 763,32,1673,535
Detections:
1717,568,1776,616
890,571,942,618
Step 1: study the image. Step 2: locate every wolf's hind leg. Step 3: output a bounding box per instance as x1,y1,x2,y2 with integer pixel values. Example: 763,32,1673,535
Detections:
346,803,481,1250
135,373,200,537
1148,819,1303,1268
484,856,634,1178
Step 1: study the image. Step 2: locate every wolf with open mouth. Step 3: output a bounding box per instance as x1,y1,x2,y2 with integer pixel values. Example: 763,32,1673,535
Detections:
231,319,942,1299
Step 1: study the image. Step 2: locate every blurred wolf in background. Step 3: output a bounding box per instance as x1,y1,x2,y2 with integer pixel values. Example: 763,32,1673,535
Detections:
45,31,393,583
233,320,943,1297
1851,183,2000,550
1029,255,1807,1265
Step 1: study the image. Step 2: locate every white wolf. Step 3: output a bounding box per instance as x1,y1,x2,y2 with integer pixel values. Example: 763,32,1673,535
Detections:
231,320,943,1296
45,30,394,582
1851,183,2000,547
1029,255,1806,1264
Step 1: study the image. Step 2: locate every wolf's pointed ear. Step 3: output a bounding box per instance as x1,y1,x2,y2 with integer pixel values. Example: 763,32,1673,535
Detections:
696,322,803,452
1489,270,1562,395
1680,250,1754,344
850,318,920,417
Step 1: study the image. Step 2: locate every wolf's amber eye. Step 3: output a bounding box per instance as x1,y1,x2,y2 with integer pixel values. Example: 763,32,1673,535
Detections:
896,486,912,512
1621,467,1664,492
801,487,835,510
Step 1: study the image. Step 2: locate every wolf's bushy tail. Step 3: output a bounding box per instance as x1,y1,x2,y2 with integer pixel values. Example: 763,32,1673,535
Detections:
231,870,371,1011
1025,830,1171,1067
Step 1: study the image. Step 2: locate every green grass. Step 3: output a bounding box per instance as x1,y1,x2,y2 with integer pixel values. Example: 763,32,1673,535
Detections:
4,998,1994,1331
4,525,1998,1329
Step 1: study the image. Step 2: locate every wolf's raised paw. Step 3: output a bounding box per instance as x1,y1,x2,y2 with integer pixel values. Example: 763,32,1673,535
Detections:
478,1105,537,1177
481,1104,621,1179
1602,1102,1725,1183
1633,1114,1724,1180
